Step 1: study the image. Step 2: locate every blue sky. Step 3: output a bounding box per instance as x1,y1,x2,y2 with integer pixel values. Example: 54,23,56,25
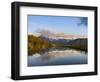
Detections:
28,15,87,36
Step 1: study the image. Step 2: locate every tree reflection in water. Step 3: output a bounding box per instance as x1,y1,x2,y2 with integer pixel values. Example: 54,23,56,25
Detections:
28,47,87,66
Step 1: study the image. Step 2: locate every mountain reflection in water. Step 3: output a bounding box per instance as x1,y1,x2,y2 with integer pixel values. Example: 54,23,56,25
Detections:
28,48,87,66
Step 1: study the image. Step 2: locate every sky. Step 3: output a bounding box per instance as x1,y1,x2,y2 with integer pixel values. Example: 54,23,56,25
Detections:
28,15,88,36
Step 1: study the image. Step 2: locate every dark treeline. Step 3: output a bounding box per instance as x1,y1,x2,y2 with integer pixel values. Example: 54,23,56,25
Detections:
67,38,87,51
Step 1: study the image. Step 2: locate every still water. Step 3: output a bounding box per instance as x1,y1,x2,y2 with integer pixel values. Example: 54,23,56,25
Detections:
28,48,87,66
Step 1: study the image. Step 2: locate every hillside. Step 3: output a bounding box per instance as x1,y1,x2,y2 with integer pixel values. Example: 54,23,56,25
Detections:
67,38,87,51
28,35,49,55
28,35,87,55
